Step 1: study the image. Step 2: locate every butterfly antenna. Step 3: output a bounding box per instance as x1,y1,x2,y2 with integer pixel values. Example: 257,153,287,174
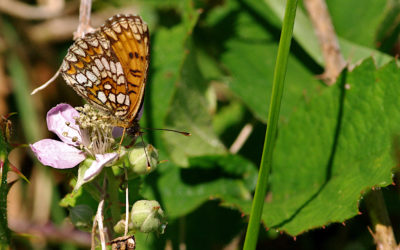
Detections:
139,133,151,168
141,127,191,136
31,68,61,95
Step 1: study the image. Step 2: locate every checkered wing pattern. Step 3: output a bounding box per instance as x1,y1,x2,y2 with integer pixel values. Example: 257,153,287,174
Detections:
60,14,150,127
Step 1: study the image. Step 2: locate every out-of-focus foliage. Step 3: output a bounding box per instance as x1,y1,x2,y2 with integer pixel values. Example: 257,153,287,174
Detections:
2,0,400,248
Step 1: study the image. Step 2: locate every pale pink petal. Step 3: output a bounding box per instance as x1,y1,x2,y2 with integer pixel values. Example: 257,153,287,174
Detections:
30,139,85,169
47,103,82,146
83,153,118,181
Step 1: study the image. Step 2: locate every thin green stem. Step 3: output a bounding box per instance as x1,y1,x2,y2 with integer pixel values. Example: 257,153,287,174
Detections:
0,147,10,247
243,1,298,249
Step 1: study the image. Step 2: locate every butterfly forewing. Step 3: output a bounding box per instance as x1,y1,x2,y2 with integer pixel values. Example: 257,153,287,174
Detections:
60,14,150,128
101,15,150,124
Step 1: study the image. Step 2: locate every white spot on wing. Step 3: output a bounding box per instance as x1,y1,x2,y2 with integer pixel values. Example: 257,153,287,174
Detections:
110,61,116,74
87,37,99,47
86,71,97,82
78,40,88,49
73,47,86,57
109,93,116,103
134,33,141,41
76,73,87,84
61,61,69,71
97,91,107,103
125,97,130,106
92,65,100,77
112,23,122,33
66,53,77,62
117,93,126,104
117,75,125,85
116,62,124,76
95,59,104,71
104,84,112,90
101,57,110,71
115,110,127,116
85,81,93,88
130,22,138,34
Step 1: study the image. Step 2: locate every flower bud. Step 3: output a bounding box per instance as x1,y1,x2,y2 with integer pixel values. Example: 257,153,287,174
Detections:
113,219,127,234
130,200,166,233
127,143,158,176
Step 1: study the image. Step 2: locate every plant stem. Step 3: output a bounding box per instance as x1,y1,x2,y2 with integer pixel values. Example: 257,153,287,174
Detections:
0,154,10,247
242,0,298,249
106,168,121,232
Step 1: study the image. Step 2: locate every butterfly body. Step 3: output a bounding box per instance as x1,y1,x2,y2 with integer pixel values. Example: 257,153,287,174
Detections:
60,14,150,129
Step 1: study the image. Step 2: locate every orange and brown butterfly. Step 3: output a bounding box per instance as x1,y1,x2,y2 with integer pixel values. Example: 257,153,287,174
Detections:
60,14,150,138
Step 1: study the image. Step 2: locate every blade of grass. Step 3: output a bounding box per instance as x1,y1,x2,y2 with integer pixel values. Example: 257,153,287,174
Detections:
243,0,298,249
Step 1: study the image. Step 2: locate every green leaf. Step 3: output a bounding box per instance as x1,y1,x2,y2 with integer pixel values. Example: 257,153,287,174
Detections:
163,41,226,166
143,0,201,148
374,0,400,53
327,0,388,48
225,58,398,235
222,34,319,123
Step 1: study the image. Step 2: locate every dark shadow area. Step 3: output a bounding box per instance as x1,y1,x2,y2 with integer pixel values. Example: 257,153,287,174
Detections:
180,165,243,185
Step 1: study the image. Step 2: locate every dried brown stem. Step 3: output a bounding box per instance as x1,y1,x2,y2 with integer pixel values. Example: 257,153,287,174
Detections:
365,189,397,250
229,123,253,154
304,0,346,85
74,0,94,39
0,0,64,20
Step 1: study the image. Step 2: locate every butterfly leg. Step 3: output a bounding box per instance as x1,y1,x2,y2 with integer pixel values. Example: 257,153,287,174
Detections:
118,127,127,153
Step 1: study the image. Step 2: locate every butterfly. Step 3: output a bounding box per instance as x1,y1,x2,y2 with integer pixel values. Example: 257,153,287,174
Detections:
60,14,150,139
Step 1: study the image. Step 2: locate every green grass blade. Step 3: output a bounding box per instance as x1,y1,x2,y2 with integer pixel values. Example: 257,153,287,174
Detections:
243,0,298,249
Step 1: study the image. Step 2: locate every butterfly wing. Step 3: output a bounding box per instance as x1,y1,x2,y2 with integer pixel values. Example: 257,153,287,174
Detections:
60,14,149,127
101,14,150,124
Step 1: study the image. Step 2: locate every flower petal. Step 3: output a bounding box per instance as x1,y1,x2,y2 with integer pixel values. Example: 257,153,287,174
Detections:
30,139,85,169
47,103,82,146
83,153,118,181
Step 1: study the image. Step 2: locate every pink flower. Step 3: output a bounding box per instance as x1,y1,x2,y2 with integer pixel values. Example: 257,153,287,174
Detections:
30,104,118,181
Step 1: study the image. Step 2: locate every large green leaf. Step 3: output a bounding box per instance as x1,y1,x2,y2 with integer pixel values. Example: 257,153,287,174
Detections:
143,0,201,149
162,41,226,166
220,7,320,122
327,0,388,48
224,58,398,235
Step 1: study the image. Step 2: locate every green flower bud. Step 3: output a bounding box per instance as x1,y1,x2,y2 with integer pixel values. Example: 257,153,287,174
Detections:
130,200,166,233
127,143,158,176
113,219,126,234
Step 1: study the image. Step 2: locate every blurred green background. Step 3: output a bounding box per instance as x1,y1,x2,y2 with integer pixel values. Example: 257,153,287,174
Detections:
2,0,400,249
